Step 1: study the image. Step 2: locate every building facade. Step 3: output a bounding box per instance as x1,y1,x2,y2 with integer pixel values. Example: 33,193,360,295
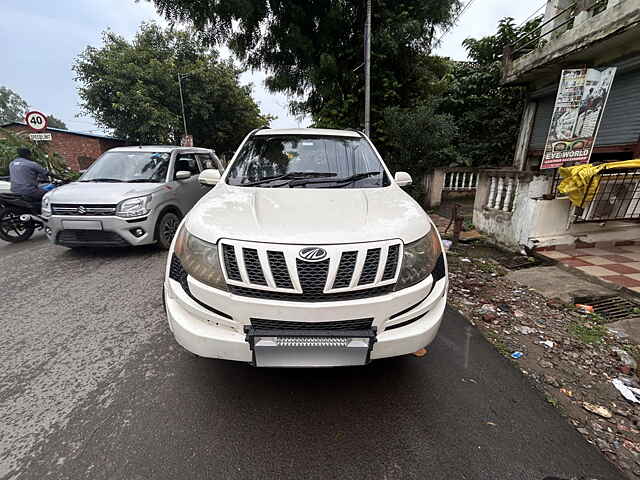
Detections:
2,122,126,171
473,0,640,249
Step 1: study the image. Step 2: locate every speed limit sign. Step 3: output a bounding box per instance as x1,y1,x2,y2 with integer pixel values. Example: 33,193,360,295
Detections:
25,111,48,131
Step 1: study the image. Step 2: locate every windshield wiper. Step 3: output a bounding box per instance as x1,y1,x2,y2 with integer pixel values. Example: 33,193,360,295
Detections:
126,179,159,183
289,171,381,187
241,171,336,187
79,178,124,183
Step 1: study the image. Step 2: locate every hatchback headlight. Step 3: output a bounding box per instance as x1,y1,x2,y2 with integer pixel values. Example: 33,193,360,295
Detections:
174,227,228,291
116,195,151,218
42,194,52,216
395,227,443,291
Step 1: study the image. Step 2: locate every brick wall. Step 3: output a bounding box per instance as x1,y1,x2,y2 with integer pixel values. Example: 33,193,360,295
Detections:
4,125,126,171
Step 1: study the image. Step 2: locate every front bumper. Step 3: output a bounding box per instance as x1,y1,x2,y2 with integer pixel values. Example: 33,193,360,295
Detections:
164,272,447,366
46,214,158,247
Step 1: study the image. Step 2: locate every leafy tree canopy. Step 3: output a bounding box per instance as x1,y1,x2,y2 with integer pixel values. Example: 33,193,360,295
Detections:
437,16,542,167
46,115,67,130
0,87,29,125
150,0,461,140
74,22,271,155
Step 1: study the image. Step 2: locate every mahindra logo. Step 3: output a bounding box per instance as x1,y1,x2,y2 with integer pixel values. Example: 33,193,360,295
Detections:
299,247,327,262
77,206,86,215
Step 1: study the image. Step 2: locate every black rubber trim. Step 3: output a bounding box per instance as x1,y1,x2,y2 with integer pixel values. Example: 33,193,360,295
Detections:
126,216,148,223
389,292,430,320
432,253,446,282
385,311,429,332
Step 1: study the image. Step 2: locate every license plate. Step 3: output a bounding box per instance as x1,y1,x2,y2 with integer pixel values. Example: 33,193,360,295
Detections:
61,220,102,230
246,327,376,367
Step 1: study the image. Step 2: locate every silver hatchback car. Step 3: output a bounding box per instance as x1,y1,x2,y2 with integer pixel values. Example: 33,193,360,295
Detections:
42,146,223,249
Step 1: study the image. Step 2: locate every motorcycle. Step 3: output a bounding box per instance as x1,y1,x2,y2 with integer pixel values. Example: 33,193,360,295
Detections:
0,180,65,243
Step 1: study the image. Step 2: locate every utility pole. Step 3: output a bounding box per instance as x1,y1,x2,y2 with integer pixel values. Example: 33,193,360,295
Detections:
177,73,188,136
364,0,371,137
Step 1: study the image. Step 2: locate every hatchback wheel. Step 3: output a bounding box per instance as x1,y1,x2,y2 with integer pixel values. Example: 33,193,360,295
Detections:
156,212,181,250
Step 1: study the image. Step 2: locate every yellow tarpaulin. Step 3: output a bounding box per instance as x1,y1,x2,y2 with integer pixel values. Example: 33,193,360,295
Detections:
557,159,640,207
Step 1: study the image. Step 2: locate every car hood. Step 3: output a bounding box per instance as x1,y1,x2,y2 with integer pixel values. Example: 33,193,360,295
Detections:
186,183,431,244
47,182,163,205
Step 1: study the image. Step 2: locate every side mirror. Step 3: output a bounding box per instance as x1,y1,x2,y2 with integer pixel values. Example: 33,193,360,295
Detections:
394,171,412,187
199,169,221,186
175,171,192,180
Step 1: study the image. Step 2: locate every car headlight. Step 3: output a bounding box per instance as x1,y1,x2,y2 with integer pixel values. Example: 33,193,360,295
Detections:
42,194,52,216
116,195,151,218
174,226,228,291
395,227,443,291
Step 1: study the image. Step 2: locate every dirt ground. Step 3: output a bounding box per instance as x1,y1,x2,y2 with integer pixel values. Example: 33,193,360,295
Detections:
443,237,640,479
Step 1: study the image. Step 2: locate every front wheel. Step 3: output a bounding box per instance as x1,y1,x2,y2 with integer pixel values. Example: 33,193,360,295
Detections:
0,207,35,243
156,211,181,250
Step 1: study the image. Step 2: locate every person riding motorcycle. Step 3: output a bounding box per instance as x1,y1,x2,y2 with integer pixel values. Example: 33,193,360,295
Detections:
9,148,58,202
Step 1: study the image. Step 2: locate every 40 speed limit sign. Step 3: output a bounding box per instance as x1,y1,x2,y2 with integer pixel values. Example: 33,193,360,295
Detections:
25,111,48,131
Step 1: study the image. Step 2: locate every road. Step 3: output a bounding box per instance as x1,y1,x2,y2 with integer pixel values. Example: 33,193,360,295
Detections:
0,236,624,480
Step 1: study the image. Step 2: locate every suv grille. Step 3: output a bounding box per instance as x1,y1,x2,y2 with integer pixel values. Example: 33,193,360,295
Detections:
219,239,403,302
52,204,116,216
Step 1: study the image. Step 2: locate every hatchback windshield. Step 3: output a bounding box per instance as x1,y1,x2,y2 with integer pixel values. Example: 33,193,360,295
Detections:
79,151,170,183
226,136,390,188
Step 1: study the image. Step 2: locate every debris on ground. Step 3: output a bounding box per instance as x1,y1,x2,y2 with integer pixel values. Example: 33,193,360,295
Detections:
444,241,640,479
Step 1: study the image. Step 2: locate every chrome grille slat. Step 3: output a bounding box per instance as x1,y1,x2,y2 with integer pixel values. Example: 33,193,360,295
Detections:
51,203,116,216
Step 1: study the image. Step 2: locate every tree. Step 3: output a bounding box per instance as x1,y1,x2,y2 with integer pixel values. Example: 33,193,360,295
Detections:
384,102,458,181
73,22,271,155
151,0,461,146
46,115,67,130
437,17,542,167
0,128,76,179
0,87,28,125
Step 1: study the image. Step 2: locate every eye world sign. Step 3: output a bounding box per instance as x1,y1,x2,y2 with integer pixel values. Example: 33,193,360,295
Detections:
541,67,616,170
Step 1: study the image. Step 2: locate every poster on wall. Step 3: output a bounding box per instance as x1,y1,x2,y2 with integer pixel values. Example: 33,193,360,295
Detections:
540,67,617,169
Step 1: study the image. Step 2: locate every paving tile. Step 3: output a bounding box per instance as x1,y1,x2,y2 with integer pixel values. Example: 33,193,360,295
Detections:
601,255,637,263
539,250,571,259
561,258,595,267
619,245,640,253
600,275,640,288
600,264,640,274
630,287,640,293
626,262,640,270
576,265,624,277
618,253,640,262
580,256,617,265
572,248,617,256
626,273,640,281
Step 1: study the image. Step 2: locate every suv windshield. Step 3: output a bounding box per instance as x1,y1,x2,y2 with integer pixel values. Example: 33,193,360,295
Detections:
79,151,170,183
226,136,390,188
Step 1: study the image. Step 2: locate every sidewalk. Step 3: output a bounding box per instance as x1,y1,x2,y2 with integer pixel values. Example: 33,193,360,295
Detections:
537,242,640,295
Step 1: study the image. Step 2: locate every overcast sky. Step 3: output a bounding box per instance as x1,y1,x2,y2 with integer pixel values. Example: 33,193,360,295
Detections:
1,0,541,135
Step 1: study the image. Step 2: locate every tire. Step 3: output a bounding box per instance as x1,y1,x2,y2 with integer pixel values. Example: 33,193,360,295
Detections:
156,211,181,250
0,207,35,243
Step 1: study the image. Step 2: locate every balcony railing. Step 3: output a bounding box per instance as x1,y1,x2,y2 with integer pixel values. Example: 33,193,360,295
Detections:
506,0,611,61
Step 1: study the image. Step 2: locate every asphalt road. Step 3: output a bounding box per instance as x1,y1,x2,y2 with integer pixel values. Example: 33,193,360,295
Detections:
0,236,624,480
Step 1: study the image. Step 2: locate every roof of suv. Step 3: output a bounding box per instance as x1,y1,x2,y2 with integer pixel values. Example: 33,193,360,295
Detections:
108,145,211,153
254,128,362,138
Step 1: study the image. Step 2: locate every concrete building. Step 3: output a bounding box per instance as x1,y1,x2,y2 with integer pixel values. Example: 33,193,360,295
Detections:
473,0,640,251
1,122,126,171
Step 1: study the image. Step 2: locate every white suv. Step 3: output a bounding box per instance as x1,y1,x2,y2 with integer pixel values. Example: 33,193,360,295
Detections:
164,128,447,367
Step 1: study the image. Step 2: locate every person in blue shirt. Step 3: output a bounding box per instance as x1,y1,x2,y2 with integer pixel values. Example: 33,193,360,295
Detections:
9,148,56,201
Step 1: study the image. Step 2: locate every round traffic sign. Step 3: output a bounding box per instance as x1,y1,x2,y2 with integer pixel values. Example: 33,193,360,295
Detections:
25,111,48,131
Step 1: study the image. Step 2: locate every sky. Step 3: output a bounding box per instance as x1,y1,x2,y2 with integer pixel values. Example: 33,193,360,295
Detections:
1,0,542,136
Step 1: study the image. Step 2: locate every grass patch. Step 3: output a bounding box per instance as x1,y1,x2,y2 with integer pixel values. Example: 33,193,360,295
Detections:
569,319,607,344
484,330,510,357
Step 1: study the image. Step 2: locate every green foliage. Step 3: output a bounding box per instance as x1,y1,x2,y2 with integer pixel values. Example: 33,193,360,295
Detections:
437,17,542,168
0,128,77,179
73,22,271,155
383,102,457,180
151,0,461,146
0,86,28,124
46,115,67,130
569,318,607,344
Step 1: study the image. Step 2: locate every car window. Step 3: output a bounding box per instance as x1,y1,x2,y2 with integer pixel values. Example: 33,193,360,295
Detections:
79,151,170,183
174,154,200,178
196,153,216,171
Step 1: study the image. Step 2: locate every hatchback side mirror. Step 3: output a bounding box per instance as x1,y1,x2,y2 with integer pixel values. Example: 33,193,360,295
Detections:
199,169,221,186
394,171,412,187
175,171,192,181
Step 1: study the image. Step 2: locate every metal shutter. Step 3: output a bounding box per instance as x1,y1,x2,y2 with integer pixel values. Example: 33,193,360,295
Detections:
529,95,555,150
